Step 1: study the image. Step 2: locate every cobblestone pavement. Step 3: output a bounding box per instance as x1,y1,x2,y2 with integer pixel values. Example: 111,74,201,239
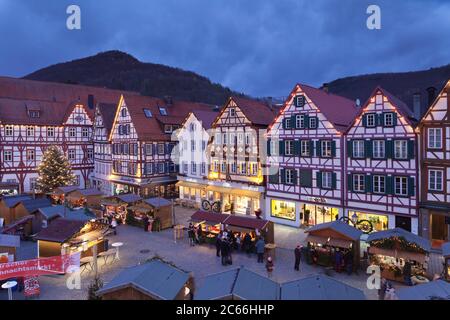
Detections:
0,206,445,300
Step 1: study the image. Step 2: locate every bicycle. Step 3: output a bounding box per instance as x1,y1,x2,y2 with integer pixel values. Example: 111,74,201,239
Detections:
339,216,373,234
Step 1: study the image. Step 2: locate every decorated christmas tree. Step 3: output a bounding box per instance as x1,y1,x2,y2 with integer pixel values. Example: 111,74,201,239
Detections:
36,146,76,193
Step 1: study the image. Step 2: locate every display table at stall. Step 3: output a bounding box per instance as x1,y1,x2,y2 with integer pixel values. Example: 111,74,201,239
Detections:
367,228,432,283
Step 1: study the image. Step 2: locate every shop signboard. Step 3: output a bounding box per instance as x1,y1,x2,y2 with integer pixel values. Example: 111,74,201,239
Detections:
0,253,80,281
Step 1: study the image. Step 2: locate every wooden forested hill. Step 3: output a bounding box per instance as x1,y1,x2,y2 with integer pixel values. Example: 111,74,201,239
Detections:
326,64,450,118
23,50,244,106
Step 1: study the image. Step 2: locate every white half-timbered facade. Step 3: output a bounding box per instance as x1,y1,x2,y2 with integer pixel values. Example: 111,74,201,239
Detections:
418,80,450,244
266,84,357,227
176,111,217,205
345,87,419,234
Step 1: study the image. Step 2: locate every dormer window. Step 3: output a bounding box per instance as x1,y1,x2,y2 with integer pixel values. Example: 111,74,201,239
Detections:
143,109,153,118
159,107,168,116
28,110,40,118
164,125,173,133
294,95,305,107
121,108,127,117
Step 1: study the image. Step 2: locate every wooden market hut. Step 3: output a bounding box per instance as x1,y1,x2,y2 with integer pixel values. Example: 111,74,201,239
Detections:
96,259,194,300
101,194,143,223
0,195,32,226
65,188,104,208
442,242,450,282
195,267,279,300
396,280,450,300
128,197,173,230
280,274,366,300
367,228,432,282
223,215,275,244
51,186,79,204
305,221,363,269
0,234,20,262
34,218,109,258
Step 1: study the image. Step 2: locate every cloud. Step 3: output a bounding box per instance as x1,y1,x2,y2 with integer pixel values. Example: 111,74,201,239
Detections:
0,0,449,97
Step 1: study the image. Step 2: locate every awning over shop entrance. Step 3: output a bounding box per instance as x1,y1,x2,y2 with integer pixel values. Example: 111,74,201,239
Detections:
205,185,261,198
191,210,229,226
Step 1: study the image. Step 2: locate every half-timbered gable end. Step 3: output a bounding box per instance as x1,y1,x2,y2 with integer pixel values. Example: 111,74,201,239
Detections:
266,84,357,227
418,80,450,244
346,87,419,234
206,96,279,215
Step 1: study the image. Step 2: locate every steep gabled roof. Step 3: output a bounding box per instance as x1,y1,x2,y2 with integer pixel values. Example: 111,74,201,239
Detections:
97,103,117,136
419,79,450,125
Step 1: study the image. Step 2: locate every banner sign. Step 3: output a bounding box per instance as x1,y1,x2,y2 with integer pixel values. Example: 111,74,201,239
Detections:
0,253,80,281
24,276,40,297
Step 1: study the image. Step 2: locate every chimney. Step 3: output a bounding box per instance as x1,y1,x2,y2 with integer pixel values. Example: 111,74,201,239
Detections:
413,93,421,120
426,87,437,107
355,99,361,108
87,94,95,109
322,83,329,93
163,96,173,106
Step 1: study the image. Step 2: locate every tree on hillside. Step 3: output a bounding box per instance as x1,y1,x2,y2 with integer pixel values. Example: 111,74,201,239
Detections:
36,146,76,193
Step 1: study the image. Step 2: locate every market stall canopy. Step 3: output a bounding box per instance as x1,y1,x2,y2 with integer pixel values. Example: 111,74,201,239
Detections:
36,206,66,220
191,211,229,225
396,280,450,300
143,197,171,208
305,235,353,249
96,259,191,300
195,267,280,300
224,215,270,231
306,221,363,241
15,198,52,213
367,228,431,252
280,274,366,300
368,246,428,264
1,195,32,208
114,194,142,204
0,234,20,248
53,186,79,195
72,188,104,197
442,242,450,258
34,219,86,243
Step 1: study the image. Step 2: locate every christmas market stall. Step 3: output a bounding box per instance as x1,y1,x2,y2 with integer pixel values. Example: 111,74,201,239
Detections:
304,221,363,271
65,188,104,209
224,215,275,245
367,228,431,283
50,186,79,205
0,181,19,196
34,218,110,259
0,195,32,226
190,210,230,244
101,194,142,224
442,242,450,282
0,234,20,262
96,259,194,300
127,197,173,230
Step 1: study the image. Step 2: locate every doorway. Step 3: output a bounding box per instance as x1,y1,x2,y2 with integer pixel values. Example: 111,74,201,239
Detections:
431,213,449,242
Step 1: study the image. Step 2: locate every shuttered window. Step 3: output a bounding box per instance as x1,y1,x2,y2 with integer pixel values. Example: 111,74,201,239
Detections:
352,140,365,158
394,140,408,159
353,174,365,192
373,140,386,159
373,175,386,194
394,176,408,196
294,95,305,107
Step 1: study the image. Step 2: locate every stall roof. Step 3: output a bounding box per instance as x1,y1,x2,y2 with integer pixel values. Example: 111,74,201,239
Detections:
97,259,190,300
306,221,363,241
191,211,229,225
367,228,431,252
195,267,280,300
54,186,79,194
442,242,450,258
2,195,32,208
115,194,142,203
224,215,270,231
37,205,66,219
0,234,20,248
17,198,52,213
34,219,86,242
76,188,104,197
281,274,366,300
143,197,172,208
396,280,450,300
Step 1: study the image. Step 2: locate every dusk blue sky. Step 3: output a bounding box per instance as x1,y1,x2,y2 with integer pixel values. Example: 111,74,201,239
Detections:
0,0,449,97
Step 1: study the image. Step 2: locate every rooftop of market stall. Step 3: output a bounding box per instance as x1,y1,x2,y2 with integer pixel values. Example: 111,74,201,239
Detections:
0,234,20,262
50,186,79,204
396,280,450,300
96,259,193,300
280,274,366,300
66,188,104,208
127,197,173,229
443,242,450,258
195,267,280,300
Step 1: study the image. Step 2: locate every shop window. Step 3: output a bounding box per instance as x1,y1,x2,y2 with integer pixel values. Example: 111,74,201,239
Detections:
349,211,388,231
271,200,296,221
428,169,443,191
303,204,337,226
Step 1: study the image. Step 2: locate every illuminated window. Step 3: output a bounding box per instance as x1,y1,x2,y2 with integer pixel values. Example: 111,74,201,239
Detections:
159,107,168,116
271,200,296,221
26,126,34,136
5,125,13,137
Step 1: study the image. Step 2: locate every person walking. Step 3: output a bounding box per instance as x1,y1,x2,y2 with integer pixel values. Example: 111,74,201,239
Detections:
266,256,274,278
188,223,195,246
111,217,118,235
196,225,203,244
143,215,149,232
220,237,229,266
243,233,252,255
256,237,265,263
345,250,354,275
403,260,413,286
294,244,302,271
215,234,222,257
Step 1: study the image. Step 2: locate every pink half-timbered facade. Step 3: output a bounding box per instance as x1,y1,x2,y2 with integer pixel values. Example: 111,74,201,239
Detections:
345,88,419,234
418,80,450,244
266,84,357,227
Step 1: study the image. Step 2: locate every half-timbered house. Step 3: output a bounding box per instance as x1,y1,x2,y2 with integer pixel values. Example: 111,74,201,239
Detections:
266,84,357,227
0,77,131,193
176,110,218,205
418,80,450,245
206,97,279,216
345,87,419,234
109,94,213,198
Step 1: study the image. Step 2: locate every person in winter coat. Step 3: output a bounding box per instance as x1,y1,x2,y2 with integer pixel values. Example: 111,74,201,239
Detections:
143,216,149,232
345,250,354,275
266,256,274,278
188,223,195,246
256,237,265,263
215,235,222,257
196,225,203,244
403,260,413,286
243,233,252,255
111,217,118,235
334,249,344,272
294,244,302,271
220,237,229,265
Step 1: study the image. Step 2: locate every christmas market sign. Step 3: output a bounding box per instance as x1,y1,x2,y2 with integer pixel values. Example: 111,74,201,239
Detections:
0,253,80,281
